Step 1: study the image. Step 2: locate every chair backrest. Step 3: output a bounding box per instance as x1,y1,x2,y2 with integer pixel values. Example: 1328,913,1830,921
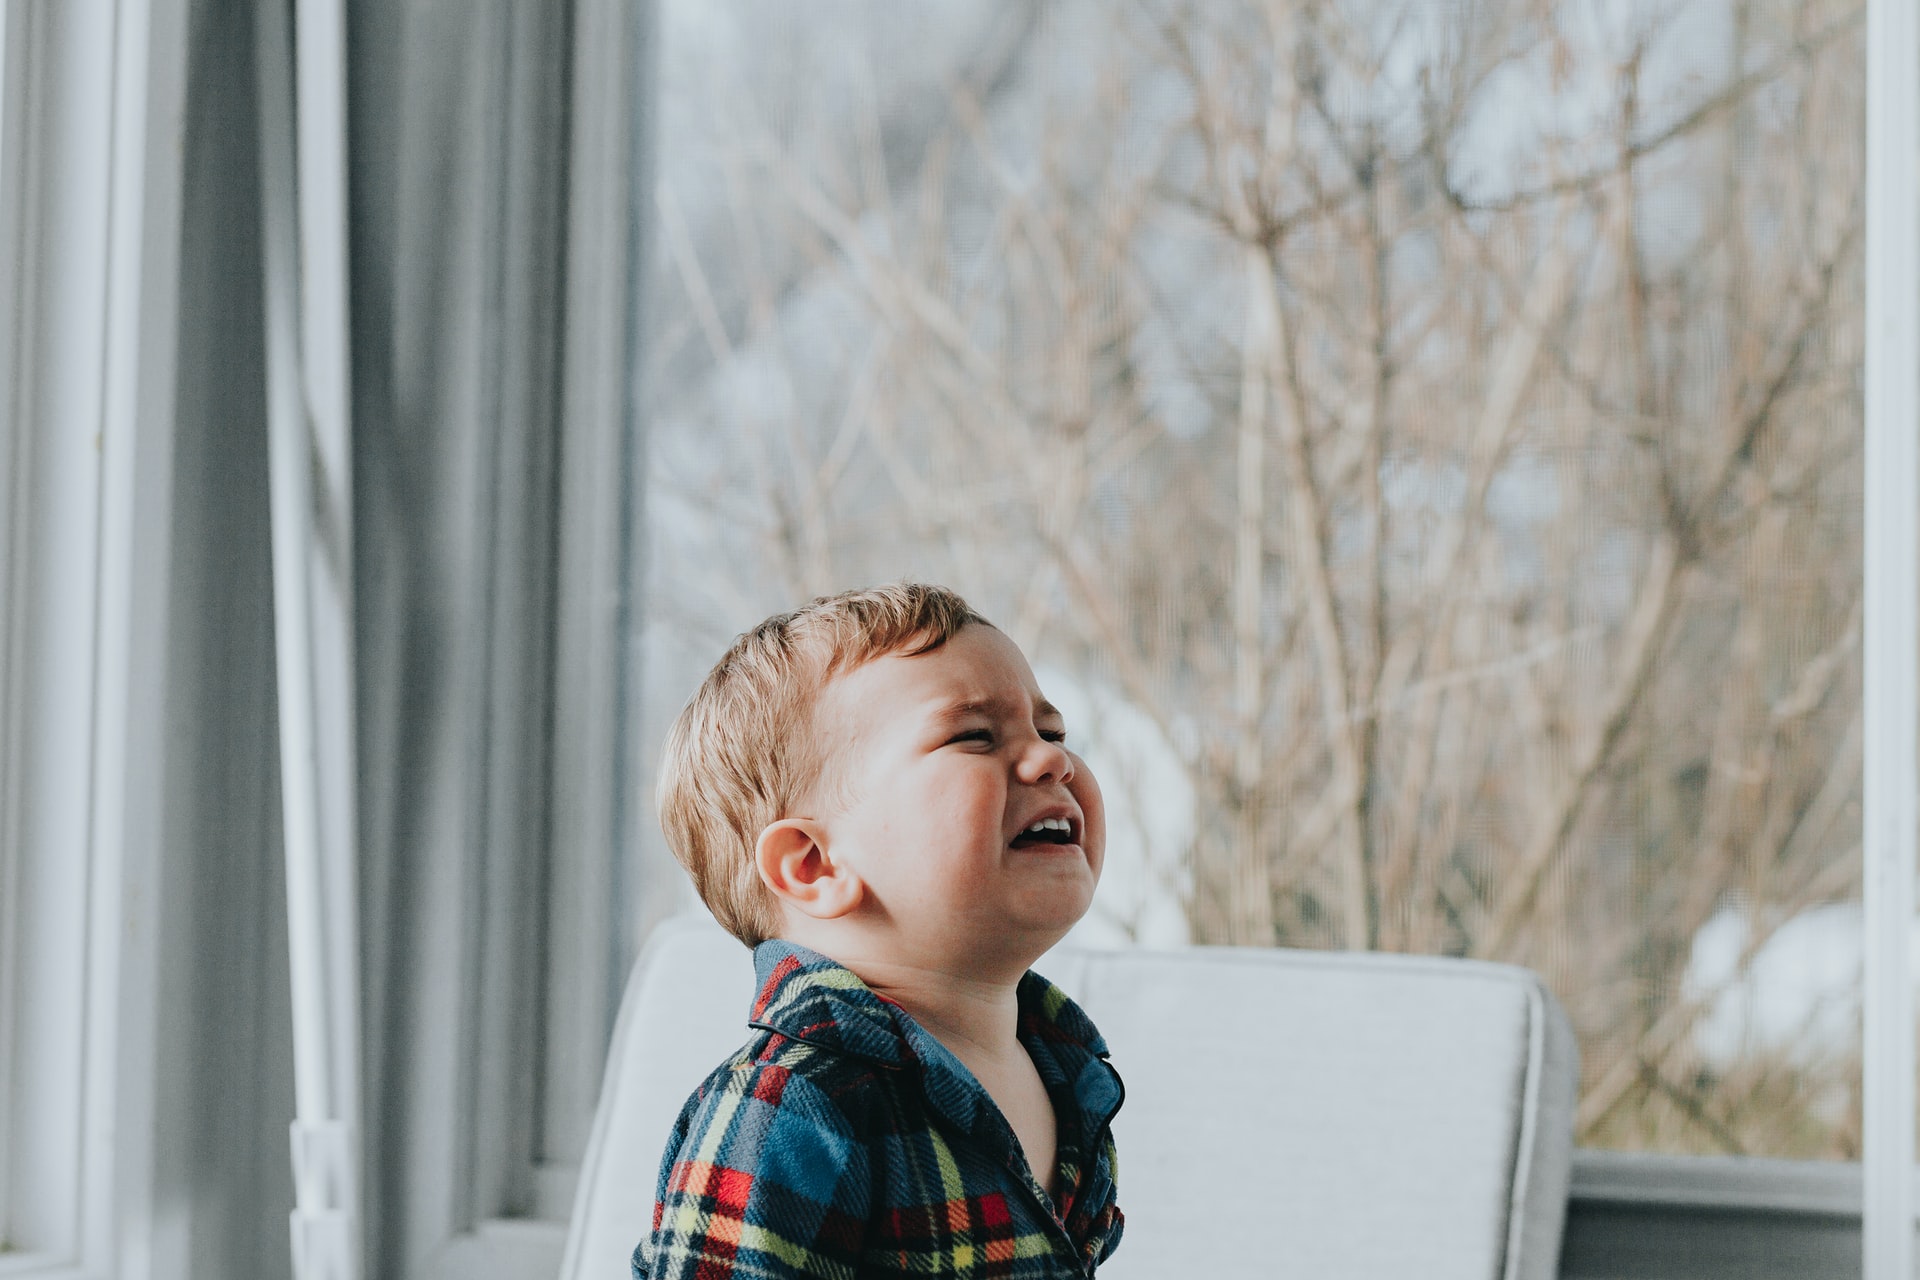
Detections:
561,915,1578,1280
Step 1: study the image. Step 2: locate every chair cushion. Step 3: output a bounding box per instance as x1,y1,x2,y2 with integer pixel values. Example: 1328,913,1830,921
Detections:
561,915,1577,1280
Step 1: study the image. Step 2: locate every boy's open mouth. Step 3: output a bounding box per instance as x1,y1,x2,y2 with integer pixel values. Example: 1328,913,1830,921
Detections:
1010,816,1077,848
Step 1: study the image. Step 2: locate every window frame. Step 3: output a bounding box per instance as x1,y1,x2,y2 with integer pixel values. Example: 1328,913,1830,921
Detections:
1859,3,1919,1277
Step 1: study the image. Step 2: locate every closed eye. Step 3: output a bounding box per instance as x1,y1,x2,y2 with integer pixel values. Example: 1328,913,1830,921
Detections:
945,727,1067,746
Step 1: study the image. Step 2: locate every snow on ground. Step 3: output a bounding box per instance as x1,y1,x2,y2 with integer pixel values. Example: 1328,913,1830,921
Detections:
1684,901,1920,1068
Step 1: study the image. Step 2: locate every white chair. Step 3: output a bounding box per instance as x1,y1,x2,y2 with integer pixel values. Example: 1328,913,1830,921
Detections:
561,915,1578,1280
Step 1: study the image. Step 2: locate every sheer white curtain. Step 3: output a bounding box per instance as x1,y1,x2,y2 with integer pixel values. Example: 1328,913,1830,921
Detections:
0,2,191,1275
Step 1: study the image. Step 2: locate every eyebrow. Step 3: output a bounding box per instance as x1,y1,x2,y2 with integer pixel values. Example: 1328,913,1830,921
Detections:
927,695,1064,726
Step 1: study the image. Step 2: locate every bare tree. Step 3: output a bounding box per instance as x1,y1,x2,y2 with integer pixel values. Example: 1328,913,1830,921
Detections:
646,0,1870,1158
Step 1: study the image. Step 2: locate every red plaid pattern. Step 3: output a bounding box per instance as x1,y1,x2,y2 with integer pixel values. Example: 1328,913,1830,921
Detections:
633,941,1125,1278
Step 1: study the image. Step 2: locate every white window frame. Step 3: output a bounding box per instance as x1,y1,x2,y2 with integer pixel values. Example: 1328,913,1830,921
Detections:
1861,1,1918,1277
0,0,187,1276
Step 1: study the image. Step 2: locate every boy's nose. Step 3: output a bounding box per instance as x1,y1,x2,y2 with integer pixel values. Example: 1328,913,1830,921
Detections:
1017,736,1074,785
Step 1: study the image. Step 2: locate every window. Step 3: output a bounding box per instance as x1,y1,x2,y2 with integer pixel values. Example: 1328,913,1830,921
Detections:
640,0,1872,1166
0,2,1902,1278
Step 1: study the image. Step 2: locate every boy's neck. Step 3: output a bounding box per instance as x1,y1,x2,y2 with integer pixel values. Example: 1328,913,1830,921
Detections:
785,930,1038,1061
849,953,1027,1061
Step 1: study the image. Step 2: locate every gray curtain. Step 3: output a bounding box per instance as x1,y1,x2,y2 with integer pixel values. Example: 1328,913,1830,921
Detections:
161,5,294,1277
159,1,654,1276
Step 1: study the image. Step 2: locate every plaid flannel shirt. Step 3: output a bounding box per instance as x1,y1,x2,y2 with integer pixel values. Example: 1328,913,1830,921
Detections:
633,941,1125,1279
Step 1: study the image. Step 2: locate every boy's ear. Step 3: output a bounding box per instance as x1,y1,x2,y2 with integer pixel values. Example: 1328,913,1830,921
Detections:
755,818,863,919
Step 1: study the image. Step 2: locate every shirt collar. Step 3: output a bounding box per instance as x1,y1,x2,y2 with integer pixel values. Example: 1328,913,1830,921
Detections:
746,940,1112,1070
748,939,1126,1227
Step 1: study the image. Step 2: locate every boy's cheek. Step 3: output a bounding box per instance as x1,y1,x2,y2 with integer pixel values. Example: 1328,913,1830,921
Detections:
1067,753,1107,868
1067,748,1099,794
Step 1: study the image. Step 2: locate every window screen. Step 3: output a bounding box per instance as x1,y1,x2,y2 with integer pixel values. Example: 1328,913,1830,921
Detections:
640,0,1867,1160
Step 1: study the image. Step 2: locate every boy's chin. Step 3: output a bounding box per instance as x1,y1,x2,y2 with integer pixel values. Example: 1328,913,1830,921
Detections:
902,904,1091,972
998,896,1097,953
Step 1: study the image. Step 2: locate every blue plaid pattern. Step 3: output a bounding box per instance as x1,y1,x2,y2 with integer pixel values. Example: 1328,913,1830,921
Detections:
633,941,1125,1278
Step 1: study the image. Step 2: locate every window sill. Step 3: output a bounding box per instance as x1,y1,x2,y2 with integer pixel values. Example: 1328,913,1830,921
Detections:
1563,1150,1909,1279
426,1218,568,1280
1571,1148,1905,1218
0,1253,98,1280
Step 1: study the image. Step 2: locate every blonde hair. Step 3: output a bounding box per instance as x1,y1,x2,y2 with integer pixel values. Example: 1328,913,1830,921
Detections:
657,582,992,946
